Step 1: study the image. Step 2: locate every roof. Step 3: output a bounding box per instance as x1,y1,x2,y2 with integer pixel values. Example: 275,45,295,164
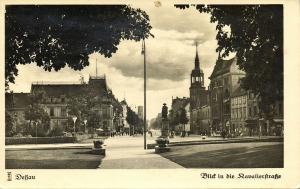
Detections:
31,78,108,97
5,92,31,109
231,86,247,98
31,84,88,97
209,56,237,79
172,97,189,111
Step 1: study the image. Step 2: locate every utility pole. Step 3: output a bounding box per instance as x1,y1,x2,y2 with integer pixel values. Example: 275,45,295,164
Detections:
96,58,98,77
142,39,147,150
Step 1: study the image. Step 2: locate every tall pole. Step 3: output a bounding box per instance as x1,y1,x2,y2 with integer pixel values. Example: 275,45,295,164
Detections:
143,39,147,150
96,58,98,77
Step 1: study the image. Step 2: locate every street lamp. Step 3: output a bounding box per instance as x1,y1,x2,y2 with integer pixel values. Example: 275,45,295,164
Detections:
84,119,87,133
72,116,77,136
142,38,147,149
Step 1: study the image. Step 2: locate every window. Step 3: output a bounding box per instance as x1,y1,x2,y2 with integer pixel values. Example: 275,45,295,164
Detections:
61,108,67,117
243,107,246,118
240,108,243,119
254,106,257,115
50,107,54,116
248,107,252,117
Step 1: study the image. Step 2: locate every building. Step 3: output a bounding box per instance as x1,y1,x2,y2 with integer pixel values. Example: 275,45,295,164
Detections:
191,104,211,135
6,75,122,135
189,44,209,134
137,106,143,120
209,56,245,134
231,86,248,136
169,97,190,133
120,99,130,132
231,85,284,137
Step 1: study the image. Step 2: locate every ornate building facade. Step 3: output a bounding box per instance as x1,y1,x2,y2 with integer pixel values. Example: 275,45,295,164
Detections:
6,75,123,135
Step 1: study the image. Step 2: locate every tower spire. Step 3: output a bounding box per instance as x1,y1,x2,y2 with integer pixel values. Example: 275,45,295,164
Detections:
195,41,199,69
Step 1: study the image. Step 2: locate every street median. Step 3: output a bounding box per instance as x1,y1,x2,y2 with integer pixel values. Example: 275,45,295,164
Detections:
147,137,283,149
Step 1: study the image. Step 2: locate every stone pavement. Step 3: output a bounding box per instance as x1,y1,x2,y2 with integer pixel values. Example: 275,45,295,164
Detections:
98,136,184,169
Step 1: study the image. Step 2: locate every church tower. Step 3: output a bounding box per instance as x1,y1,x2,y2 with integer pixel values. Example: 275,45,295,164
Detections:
190,42,206,110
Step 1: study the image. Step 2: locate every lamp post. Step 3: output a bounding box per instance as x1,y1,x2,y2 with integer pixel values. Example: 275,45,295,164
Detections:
142,38,147,149
72,116,77,136
84,119,87,133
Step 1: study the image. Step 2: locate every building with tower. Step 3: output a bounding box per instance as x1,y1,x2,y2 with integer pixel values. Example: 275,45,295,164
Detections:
209,56,245,134
189,43,209,134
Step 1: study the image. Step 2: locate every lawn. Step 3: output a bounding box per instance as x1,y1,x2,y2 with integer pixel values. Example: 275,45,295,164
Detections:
160,142,283,168
6,148,104,169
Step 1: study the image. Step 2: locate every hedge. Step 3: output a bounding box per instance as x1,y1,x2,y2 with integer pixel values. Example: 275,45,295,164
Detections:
5,136,76,145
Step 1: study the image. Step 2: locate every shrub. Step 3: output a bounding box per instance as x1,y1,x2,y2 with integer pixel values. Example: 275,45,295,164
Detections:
5,136,75,145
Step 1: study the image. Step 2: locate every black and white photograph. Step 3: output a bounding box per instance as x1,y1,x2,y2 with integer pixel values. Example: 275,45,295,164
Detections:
4,3,285,171
3,0,300,188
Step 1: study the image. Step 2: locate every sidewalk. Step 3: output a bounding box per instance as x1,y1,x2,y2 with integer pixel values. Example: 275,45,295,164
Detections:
98,136,184,169
5,143,93,150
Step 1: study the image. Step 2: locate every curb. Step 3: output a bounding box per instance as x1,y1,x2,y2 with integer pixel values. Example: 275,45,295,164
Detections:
147,137,283,149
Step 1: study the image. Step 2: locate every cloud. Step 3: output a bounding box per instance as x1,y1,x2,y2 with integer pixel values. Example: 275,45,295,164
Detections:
90,28,218,84
9,3,219,120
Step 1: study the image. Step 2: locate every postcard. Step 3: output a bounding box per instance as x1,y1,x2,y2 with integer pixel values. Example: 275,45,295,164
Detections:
1,0,299,188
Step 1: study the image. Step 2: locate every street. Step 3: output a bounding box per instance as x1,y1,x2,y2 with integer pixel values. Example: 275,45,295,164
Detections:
160,142,283,168
6,135,283,169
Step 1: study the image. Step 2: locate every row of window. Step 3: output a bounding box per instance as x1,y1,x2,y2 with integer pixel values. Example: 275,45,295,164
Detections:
45,97,66,104
231,107,247,119
48,106,113,118
232,96,247,106
192,76,203,83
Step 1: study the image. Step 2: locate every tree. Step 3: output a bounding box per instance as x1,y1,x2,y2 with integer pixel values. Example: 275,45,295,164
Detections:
87,111,102,132
5,111,16,137
24,90,50,136
5,5,153,88
179,108,189,132
176,5,283,119
126,106,141,134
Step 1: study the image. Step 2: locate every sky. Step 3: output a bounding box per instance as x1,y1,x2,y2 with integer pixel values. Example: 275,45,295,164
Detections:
8,3,220,120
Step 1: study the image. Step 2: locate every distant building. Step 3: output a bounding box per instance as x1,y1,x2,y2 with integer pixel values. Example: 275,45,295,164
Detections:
120,99,130,132
137,106,143,120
